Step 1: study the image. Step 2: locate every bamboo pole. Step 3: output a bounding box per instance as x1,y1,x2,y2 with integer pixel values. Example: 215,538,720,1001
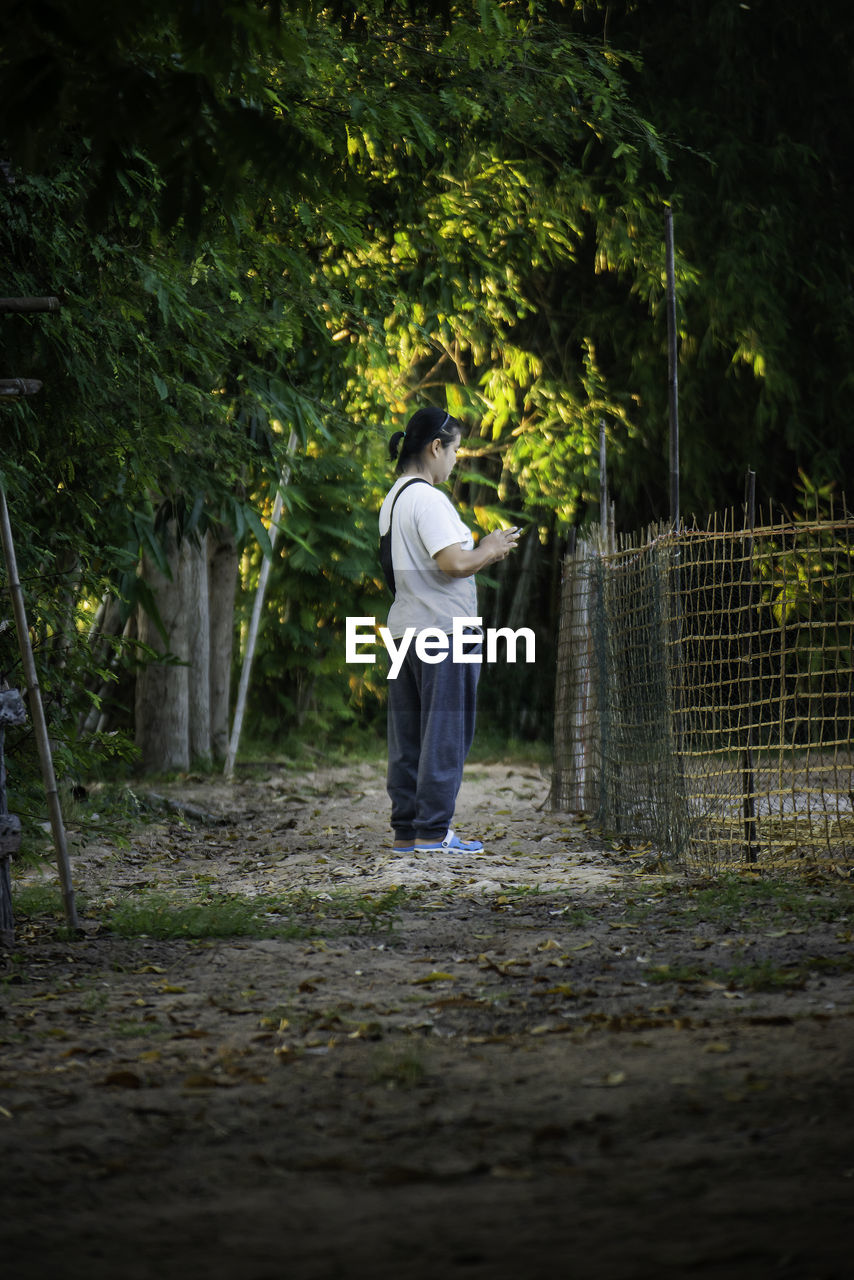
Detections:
0,484,79,930
665,205,680,529
741,468,758,862
0,297,61,313
224,431,299,779
0,379,43,398
599,419,607,526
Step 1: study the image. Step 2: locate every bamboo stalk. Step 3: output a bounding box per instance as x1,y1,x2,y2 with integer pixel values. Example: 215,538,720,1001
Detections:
599,419,608,528
224,431,299,779
0,297,61,312
0,378,43,398
741,469,758,862
0,485,78,930
665,205,680,528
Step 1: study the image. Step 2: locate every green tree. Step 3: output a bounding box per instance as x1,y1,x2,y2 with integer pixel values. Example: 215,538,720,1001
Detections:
1,0,674,769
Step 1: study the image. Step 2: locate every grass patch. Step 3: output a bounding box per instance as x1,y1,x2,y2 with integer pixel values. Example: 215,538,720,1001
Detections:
370,1045,428,1089
619,874,854,929
649,952,854,991
468,728,551,766
113,1019,166,1037
9,883,68,919
103,885,410,941
8,880,412,943
105,892,271,940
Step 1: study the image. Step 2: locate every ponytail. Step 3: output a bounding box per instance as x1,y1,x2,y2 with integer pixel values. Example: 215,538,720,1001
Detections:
389,430,406,462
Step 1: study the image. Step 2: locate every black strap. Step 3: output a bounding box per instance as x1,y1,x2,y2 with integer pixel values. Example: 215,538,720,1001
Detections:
380,477,429,595
387,476,429,530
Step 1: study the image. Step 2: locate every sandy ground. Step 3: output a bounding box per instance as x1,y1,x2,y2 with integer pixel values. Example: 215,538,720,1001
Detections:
1,759,853,1279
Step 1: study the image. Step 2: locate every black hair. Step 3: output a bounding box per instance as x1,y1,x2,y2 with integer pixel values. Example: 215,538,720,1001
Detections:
389,406,463,474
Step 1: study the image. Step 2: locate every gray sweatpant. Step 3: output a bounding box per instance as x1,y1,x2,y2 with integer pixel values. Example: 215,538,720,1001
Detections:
386,639,481,842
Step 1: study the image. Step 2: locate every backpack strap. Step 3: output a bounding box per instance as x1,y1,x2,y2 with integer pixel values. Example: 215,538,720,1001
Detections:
387,476,429,528
380,477,430,595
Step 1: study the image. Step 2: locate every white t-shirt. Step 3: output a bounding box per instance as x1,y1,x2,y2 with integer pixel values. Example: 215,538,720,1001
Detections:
379,476,478,638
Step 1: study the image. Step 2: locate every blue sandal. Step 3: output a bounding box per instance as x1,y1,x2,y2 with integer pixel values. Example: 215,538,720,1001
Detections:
415,828,484,854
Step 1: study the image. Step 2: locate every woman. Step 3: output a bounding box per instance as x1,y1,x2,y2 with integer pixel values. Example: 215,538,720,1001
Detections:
378,406,520,853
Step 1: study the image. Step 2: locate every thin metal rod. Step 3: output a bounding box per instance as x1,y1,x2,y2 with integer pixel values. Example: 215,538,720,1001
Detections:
0,485,78,929
665,205,680,529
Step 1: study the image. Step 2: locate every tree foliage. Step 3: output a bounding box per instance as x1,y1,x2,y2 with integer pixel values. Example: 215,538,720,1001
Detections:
567,0,854,520
2,0,849,770
1,0,669,759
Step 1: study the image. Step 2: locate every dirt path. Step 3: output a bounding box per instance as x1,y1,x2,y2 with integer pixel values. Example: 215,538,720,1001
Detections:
2,760,853,1279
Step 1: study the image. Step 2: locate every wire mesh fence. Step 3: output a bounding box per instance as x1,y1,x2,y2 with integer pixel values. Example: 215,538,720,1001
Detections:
551,508,854,872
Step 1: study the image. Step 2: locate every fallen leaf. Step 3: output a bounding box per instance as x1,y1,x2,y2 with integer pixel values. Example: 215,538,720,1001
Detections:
100,1070,143,1089
478,954,530,975
581,1070,627,1088
182,1072,234,1088
348,1022,383,1040
413,971,457,985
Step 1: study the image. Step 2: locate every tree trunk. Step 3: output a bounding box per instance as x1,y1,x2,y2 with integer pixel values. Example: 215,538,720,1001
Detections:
207,526,239,763
185,535,211,766
134,524,190,774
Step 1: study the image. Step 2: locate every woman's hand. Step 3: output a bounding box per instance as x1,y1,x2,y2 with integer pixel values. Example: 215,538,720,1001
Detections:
479,526,521,564
434,526,521,577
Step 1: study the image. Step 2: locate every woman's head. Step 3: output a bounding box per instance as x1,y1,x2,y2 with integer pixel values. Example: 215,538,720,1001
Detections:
389,407,463,477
